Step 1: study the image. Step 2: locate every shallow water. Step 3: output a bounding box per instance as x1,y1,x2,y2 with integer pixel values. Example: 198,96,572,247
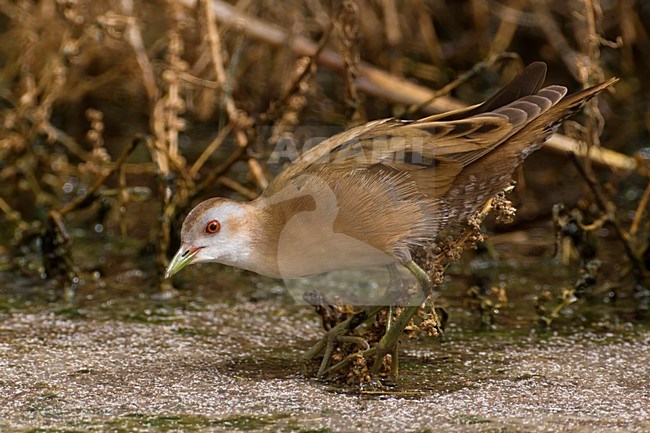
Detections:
1,232,649,432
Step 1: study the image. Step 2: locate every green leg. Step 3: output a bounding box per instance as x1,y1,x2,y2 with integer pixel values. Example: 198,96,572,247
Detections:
302,304,385,377
370,260,442,379
369,304,421,378
303,264,406,377
386,263,405,332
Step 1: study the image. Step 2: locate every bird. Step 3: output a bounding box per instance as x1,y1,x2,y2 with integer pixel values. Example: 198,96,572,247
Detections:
165,62,617,377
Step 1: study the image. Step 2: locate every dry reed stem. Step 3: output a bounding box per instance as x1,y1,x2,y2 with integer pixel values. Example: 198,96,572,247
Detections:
471,0,490,56
58,136,139,218
630,181,650,236
190,123,233,178
110,6,159,102
617,0,647,73
575,0,614,172
263,24,333,123
0,196,27,229
380,0,401,49
201,0,266,190
333,0,366,125
416,0,444,66
195,143,249,198
569,152,646,279
186,0,634,172
202,0,237,121
34,118,94,161
531,0,581,81
216,176,258,200
487,0,527,58
405,52,520,116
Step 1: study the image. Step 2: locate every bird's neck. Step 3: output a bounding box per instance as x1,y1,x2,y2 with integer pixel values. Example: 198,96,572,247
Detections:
241,194,318,279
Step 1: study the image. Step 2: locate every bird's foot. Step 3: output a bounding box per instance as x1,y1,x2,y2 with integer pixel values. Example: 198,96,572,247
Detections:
303,262,440,382
316,304,424,383
301,305,383,377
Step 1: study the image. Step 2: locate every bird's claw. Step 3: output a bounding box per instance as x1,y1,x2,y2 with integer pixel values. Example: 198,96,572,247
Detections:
302,305,384,378
301,324,371,377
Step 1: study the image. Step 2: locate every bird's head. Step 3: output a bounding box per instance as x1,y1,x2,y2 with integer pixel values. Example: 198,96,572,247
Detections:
165,198,254,278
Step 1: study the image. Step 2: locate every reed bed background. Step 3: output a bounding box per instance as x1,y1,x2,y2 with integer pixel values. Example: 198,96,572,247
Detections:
1,0,649,325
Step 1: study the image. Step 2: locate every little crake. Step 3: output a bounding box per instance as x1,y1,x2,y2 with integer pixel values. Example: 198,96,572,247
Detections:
165,62,616,378
167,62,615,282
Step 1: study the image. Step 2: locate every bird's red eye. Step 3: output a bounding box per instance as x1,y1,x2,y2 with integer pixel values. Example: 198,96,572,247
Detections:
205,220,221,234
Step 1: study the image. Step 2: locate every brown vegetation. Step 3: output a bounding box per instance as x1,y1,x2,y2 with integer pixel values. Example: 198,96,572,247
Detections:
1,0,650,379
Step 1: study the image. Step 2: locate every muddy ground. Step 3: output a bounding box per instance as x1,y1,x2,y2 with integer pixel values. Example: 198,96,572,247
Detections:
1,250,649,433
